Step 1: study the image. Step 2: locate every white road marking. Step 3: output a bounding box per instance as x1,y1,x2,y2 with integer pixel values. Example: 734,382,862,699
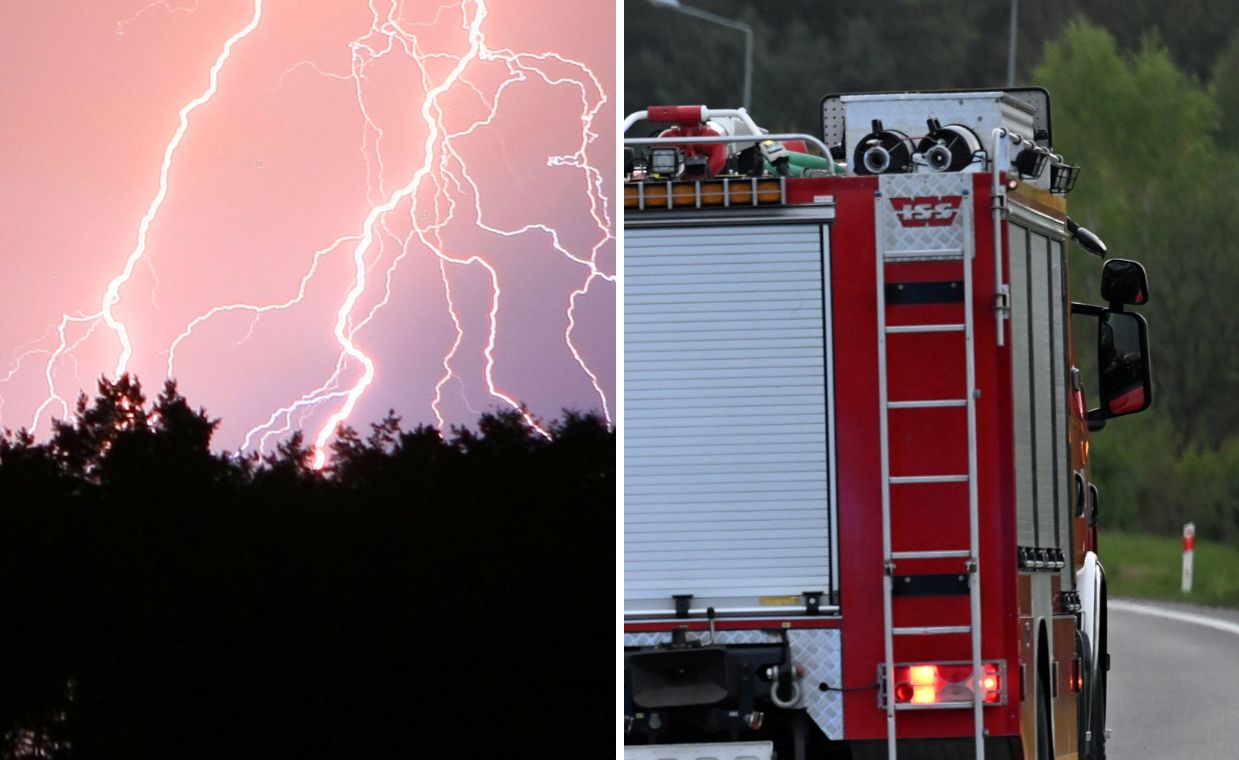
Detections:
1110,599,1239,637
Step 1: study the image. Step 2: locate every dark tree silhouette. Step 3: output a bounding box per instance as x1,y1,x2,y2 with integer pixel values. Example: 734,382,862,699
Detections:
0,376,614,759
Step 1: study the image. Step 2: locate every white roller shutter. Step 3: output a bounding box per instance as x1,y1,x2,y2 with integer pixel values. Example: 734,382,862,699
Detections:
624,223,833,616
1009,214,1071,557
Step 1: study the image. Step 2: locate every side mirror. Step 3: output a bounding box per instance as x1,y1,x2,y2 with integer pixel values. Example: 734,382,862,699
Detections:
1096,309,1152,419
1100,259,1149,308
1071,258,1153,430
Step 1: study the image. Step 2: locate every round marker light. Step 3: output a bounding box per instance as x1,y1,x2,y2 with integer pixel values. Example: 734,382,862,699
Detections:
894,683,914,703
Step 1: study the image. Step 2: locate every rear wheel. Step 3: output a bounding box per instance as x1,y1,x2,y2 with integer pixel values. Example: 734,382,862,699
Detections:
1036,624,1054,760
1075,630,1108,760
1077,629,1092,760
1089,660,1108,760
1095,583,1109,760
1036,677,1053,760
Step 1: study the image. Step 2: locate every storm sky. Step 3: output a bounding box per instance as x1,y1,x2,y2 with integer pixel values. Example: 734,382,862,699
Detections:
0,0,615,459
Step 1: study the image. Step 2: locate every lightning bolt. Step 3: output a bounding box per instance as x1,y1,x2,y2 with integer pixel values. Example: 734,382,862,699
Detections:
5,0,613,466
115,0,201,36
27,0,264,431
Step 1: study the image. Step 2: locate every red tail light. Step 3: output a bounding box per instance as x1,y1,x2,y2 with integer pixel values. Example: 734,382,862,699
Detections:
883,660,1006,708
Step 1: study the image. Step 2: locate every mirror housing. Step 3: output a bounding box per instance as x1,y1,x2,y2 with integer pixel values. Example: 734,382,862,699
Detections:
1071,304,1153,426
1072,257,1152,431
1100,259,1149,308
1096,309,1152,419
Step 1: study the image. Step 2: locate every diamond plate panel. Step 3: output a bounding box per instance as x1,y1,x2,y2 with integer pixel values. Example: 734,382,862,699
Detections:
623,628,844,739
623,629,784,648
788,629,843,739
879,173,972,259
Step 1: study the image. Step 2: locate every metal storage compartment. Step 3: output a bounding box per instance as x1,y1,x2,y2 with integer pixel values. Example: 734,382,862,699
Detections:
624,221,837,617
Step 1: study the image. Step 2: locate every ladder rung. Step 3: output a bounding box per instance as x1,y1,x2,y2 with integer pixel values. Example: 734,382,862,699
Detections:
893,625,972,636
887,399,967,409
886,323,965,334
890,474,969,484
884,249,965,261
891,550,973,560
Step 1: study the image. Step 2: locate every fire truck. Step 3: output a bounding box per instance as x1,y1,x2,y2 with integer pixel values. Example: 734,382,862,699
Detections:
621,89,1153,760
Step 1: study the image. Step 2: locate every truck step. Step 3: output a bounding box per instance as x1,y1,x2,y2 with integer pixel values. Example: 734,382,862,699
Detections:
624,741,774,760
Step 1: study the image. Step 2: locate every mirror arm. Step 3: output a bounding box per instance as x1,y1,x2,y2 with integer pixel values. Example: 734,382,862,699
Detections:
1067,217,1107,257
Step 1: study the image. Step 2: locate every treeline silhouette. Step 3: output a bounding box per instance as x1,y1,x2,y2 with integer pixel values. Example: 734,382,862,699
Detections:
0,376,614,759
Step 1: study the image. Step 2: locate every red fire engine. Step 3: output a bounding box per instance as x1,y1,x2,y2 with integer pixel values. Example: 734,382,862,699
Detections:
622,89,1153,760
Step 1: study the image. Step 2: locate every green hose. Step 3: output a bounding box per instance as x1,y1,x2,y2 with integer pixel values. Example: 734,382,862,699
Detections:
764,150,847,177
787,150,834,170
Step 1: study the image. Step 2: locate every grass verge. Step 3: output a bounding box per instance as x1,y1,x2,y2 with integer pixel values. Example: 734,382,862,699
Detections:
1102,531,1239,608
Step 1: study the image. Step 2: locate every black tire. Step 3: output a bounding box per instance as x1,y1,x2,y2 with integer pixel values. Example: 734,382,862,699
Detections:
1096,582,1109,760
1077,629,1092,760
1093,653,1107,760
1037,624,1054,760
1037,677,1054,760
1075,631,1108,760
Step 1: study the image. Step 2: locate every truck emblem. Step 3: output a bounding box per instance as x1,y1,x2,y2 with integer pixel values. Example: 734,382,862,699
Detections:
890,195,963,227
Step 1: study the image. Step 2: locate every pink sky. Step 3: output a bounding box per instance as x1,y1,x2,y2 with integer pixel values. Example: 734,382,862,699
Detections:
0,0,615,458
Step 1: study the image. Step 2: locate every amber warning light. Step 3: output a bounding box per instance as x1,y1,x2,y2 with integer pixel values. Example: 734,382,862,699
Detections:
882,661,1006,709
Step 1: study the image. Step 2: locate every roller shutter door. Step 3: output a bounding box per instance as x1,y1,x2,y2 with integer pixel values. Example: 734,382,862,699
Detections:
624,223,833,616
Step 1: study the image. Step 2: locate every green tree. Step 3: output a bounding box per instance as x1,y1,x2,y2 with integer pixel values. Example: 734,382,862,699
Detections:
1036,20,1239,535
1037,21,1239,448
1211,29,1239,154
625,0,999,134
625,1,1239,144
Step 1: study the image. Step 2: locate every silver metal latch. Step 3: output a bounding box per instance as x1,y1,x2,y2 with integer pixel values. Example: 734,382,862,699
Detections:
995,284,1010,316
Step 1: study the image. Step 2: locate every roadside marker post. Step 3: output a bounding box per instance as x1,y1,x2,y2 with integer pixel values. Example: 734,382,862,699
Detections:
1182,522,1195,593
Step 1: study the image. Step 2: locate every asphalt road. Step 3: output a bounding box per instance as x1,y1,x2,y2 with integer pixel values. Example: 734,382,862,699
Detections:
1107,599,1239,758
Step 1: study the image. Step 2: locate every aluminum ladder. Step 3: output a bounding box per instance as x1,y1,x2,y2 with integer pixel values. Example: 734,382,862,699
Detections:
874,184,984,760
